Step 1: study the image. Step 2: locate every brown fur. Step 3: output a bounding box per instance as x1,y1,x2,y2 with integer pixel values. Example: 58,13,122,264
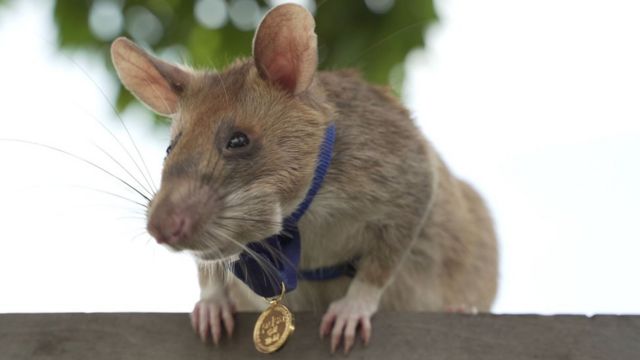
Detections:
170,63,498,312
274,70,496,312
111,3,498,347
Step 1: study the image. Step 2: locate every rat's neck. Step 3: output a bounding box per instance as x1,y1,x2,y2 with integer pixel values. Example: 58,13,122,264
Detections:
230,122,337,298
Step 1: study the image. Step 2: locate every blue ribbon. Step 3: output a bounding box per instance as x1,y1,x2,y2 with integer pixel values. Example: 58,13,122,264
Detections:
231,123,349,298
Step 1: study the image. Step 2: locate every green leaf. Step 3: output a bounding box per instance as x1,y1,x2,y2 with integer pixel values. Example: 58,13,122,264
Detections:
45,0,437,127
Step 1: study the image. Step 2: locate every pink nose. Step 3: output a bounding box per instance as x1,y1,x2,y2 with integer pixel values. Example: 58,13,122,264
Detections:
147,213,191,245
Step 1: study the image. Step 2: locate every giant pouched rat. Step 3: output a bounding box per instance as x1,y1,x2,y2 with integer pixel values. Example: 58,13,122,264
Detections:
110,3,497,354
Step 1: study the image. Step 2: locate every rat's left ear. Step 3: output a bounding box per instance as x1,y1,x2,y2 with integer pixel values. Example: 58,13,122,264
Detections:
252,4,317,95
111,37,190,116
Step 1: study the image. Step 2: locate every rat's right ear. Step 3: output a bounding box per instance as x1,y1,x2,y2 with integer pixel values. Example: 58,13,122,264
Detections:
253,4,317,95
111,37,190,116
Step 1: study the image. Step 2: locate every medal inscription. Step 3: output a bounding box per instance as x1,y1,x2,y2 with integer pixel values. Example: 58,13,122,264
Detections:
253,302,295,353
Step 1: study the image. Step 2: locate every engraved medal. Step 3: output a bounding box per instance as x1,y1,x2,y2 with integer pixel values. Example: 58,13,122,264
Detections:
253,283,295,353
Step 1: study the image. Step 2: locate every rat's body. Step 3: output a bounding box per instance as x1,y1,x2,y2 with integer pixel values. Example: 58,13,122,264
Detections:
111,4,497,354
227,69,497,314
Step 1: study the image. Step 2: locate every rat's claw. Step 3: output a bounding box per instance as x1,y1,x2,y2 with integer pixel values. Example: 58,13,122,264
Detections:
208,306,221,344
445,304,479,314
191,297,236,345
320,295,377,354
360,317,372,345
319,311,336,339
330,316,347,353
222,303,236,336
196,302,210,342
343,317,359,354
190,303,200,333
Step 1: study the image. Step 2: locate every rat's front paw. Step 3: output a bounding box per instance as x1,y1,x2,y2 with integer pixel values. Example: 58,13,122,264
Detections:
319,296,378,354
191,296,236,345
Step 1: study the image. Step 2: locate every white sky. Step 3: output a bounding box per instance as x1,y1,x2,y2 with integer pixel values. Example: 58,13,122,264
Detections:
1,0,639,314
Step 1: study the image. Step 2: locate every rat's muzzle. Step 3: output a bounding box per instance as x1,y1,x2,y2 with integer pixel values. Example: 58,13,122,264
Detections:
146,179,218,247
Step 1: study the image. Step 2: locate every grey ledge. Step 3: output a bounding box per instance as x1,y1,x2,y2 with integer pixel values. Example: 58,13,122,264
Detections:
1,313,639,360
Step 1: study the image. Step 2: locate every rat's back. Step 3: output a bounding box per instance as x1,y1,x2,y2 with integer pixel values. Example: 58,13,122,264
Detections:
290,69,498,312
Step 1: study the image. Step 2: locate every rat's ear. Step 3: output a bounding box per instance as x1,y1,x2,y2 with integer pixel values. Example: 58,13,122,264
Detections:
253,4,317,95
111,37,189,116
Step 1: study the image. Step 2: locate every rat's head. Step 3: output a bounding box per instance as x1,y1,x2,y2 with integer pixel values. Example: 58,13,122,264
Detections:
111,4,331,260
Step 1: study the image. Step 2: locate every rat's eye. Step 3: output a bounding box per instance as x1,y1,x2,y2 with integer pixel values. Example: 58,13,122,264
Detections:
165,133,181,159
226,132,250,149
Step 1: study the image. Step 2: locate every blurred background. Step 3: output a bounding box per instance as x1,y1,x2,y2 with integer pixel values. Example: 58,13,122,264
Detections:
0,0,638,314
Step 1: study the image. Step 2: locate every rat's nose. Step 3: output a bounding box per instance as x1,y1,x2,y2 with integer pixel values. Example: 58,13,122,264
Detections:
147,212,192,245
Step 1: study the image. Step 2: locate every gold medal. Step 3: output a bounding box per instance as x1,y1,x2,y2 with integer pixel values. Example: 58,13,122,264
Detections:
253,283,295,353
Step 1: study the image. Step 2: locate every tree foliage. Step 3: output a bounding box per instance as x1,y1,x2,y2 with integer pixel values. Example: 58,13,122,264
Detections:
50,0,436,124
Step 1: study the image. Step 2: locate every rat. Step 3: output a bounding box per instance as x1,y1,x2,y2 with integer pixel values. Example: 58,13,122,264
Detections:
110,3,497,354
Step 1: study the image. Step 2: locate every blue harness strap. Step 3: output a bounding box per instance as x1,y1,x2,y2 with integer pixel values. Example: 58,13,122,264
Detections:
231,123,356,298
299,260,358,281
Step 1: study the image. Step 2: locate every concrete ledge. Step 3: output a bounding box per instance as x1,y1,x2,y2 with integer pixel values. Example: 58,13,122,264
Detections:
1,313,638,359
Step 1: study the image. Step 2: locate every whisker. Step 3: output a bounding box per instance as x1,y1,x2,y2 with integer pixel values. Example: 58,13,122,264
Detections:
216,218,307,284
346,20,429,69
68,184,148,208
216,71,230,109
93,143,154,198
63,55,157,193
80,108,158,198
216,216,282,226
214,221,295,293
208,223,283,293
129,230,151,243
117,215,147,221
0,139,150,202
315,0,331,11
